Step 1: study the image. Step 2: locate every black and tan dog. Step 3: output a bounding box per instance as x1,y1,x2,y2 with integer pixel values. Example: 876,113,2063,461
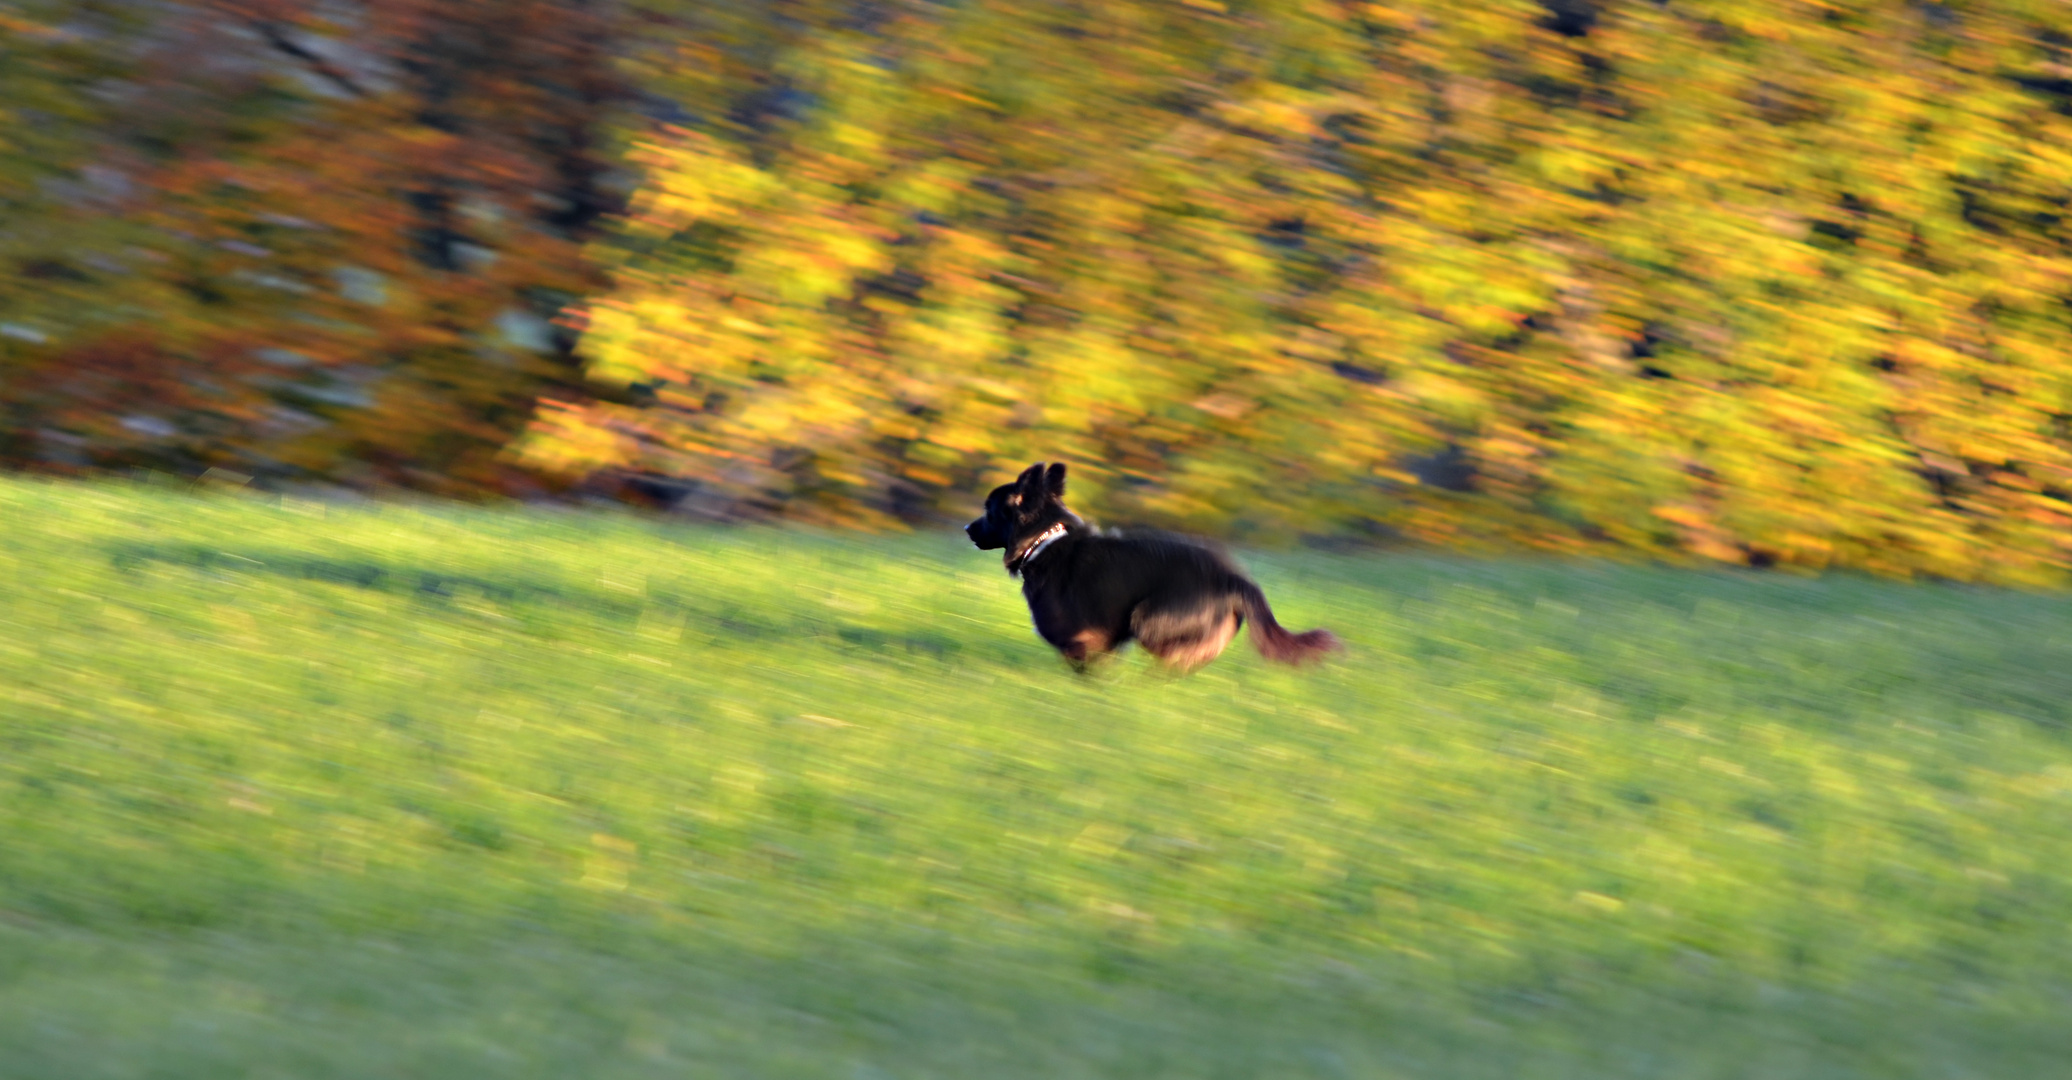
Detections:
965,462,1340,673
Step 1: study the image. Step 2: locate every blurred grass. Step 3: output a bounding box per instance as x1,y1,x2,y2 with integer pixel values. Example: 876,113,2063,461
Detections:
2,475,2070,1078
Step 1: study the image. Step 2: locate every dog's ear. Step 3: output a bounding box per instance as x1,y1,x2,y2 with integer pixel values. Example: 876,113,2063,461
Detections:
1015,462,1047,504
1045,462,1066,499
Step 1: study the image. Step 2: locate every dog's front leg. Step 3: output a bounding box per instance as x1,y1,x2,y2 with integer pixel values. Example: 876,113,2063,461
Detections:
1057,627,1112,674
1035,615,1106,674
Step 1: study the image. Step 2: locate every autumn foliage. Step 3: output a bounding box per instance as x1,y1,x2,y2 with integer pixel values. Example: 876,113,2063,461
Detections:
11,1,2072,580
496,0,2072,581
1,0,624,492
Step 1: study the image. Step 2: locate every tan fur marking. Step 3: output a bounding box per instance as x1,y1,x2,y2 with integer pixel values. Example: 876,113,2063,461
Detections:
1145,613,1238,672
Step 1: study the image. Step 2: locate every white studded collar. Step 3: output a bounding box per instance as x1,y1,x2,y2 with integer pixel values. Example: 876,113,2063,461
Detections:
1009,522,1070,574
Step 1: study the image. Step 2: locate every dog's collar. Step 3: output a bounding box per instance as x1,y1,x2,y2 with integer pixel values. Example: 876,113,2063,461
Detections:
1007,522,1070,575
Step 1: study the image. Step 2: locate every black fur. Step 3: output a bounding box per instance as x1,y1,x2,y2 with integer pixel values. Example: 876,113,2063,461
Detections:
965,462,1341,673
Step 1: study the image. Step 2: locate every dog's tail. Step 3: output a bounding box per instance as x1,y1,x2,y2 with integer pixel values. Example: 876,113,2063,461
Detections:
1235,580,1341,665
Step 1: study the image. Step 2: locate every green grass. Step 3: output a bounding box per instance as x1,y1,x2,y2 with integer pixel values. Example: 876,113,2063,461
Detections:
2,475,2070,1078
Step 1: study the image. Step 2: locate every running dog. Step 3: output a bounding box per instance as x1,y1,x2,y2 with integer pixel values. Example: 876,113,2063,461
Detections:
964,462,1340,672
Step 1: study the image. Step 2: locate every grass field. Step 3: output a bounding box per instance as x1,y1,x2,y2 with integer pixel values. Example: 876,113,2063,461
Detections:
2,475,2070,1078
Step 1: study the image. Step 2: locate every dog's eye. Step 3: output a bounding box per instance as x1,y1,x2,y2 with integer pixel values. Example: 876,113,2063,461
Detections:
1008,494,1021,507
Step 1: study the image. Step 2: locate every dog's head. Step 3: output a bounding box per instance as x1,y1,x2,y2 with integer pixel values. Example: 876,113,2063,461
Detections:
966,461,1078,566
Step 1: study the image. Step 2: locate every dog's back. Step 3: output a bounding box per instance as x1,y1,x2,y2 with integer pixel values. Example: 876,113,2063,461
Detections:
1053,528,1237,589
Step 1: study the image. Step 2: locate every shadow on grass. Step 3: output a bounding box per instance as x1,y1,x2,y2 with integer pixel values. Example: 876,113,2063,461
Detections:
102,540,981,662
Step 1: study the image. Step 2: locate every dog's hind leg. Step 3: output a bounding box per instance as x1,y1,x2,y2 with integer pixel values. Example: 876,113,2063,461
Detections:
1131,598,1239,673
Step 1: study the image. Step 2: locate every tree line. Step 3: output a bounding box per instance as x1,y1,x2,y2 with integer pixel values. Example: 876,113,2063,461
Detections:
8,1,2072,581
